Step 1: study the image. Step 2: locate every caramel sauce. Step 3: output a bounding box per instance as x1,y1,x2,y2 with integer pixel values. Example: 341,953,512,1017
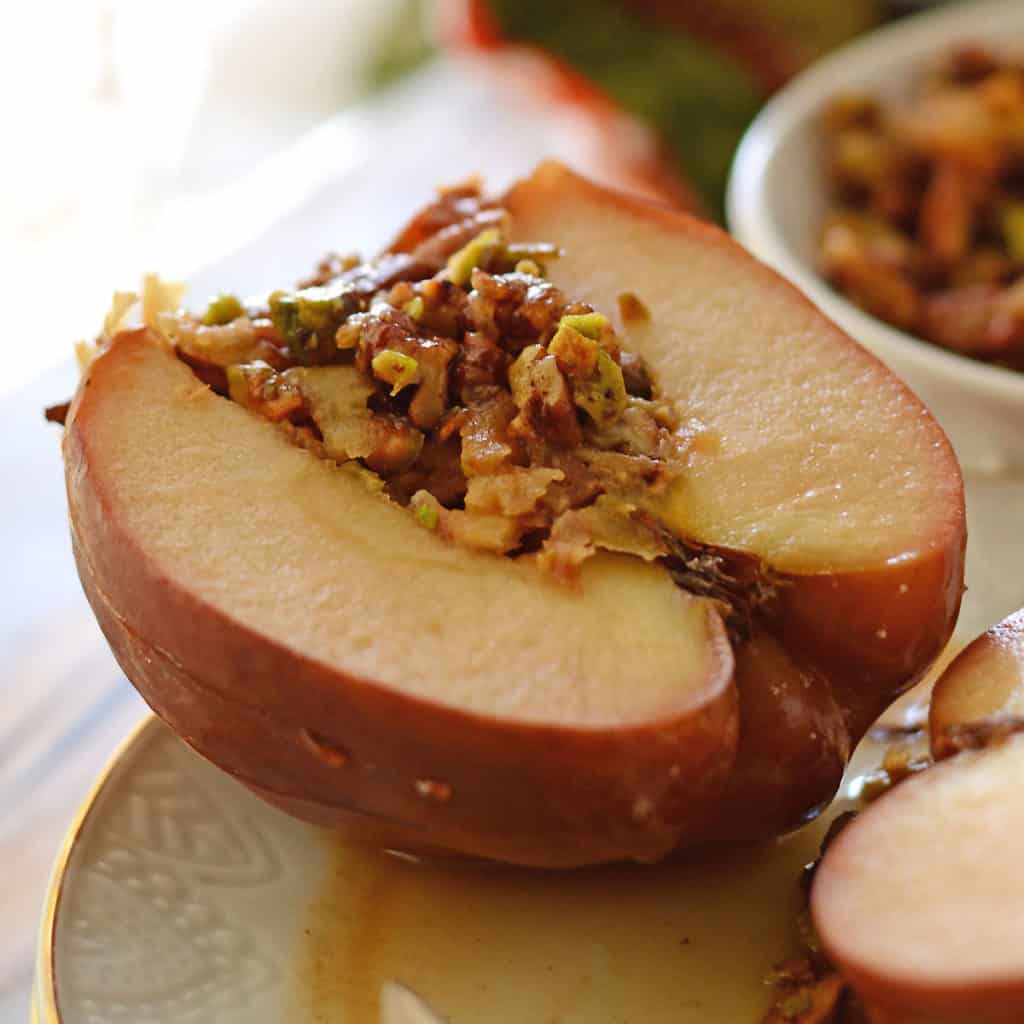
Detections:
296,644,964,1022
301,828,826,1022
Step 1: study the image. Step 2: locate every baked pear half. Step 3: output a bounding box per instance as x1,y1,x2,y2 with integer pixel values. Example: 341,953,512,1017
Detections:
62,163,966,867
930,607,1024,759
812,610,1024,1024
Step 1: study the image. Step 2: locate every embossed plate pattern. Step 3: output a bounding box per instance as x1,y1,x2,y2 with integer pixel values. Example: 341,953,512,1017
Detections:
35,717,331,1024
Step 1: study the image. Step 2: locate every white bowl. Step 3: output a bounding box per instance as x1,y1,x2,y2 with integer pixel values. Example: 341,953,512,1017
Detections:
727,0,1024,477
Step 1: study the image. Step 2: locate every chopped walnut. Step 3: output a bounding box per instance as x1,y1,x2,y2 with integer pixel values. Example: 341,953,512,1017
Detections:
160,187,769,617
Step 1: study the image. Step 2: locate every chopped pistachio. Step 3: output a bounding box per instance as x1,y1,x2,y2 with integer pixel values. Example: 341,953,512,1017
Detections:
514,258,542,277
225,363,252,406
446,228,502,286
410,490,441,530
414,500,439,530
296,288,350,333
372,350,421,395
269,281,362,361
1003,202,1024,263
559,312,610,340
203,293,245,326
340,462,386,494
403,295,425,321
268,290,302,351
617,291,650,322
573,350,627,426
549,324,600,377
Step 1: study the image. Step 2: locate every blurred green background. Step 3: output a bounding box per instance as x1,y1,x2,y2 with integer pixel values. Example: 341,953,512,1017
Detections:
370,0,949,219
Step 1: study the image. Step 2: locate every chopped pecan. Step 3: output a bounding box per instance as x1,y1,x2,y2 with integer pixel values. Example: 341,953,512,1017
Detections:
387,435,467,507
364,415,424,475
508,345,582,449
467,270,567,349
453,330,510,397
460,389,520,476
356,316,458,431
408,208,509,270
388,181,489,253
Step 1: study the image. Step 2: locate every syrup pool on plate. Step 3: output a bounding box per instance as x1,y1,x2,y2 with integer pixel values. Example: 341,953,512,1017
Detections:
295,646,958,1023
300,821,823,1022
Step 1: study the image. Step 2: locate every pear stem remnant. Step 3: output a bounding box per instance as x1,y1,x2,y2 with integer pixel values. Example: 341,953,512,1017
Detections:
642,515,783,644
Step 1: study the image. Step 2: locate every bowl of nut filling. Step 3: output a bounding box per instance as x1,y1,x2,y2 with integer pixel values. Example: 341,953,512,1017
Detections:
727,0,1024,480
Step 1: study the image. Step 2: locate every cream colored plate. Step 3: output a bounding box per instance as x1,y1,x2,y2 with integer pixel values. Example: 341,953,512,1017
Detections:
34,707,932,1024
33,717,330,1024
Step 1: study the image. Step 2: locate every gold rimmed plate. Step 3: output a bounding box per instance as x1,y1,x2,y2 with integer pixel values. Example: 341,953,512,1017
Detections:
34,709,930,1023
33,716,331,1024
